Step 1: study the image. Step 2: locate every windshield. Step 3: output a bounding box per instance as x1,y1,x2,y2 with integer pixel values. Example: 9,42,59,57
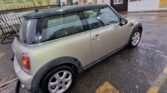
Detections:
18,19,37,44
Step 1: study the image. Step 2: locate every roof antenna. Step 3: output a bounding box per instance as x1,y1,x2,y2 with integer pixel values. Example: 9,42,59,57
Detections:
31,0,38,12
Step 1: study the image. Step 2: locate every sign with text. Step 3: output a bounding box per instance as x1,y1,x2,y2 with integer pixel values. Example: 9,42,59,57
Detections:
160,0,167,8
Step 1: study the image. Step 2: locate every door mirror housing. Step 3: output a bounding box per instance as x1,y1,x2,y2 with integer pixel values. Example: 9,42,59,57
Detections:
119,18,128,26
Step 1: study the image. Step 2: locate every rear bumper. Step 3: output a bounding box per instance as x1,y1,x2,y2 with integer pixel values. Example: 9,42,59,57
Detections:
14,56,33,90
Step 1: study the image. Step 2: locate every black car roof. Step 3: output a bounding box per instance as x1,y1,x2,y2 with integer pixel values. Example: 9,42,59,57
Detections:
24,4,108,19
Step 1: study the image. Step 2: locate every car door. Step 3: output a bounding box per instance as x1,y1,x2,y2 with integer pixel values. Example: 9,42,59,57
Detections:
105,7,130,50
84,7,129,61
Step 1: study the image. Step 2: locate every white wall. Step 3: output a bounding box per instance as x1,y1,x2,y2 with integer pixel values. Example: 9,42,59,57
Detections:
84,0,110,4
102,0,111,5
128,0,167,12
60,0,78,5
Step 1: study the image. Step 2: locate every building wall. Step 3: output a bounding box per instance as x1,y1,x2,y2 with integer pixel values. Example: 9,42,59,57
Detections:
77,0,107,4
128,0,167,12
77,0,128,12
111,0,128,12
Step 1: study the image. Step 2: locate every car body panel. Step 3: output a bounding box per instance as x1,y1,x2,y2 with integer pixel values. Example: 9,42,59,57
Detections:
91,22,130,61
14,56,33,89
13,31,93,75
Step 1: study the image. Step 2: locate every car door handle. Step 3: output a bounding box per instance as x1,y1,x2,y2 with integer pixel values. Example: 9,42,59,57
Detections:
93,34,100,40
95,34,100,37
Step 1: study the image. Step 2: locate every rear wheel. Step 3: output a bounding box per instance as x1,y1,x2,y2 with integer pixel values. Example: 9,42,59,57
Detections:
128,30,142,47
40,66,74,93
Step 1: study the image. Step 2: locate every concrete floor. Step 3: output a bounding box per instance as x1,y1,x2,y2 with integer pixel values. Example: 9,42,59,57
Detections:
0,11,167,93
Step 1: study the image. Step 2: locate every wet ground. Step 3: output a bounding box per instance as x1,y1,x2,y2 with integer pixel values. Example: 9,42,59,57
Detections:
0,11,167,93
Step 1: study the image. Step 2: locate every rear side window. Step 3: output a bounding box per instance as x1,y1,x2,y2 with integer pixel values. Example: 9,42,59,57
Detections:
40,13,83,42
84,7,120,30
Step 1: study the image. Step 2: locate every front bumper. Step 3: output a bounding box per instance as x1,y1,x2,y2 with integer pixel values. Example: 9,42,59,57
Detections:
14,56,33,90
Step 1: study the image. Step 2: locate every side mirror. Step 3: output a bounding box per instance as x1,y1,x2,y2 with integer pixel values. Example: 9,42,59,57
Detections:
120,18,128,26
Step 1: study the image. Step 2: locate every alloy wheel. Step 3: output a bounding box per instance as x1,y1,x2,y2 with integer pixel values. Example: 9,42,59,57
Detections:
48,70,72,93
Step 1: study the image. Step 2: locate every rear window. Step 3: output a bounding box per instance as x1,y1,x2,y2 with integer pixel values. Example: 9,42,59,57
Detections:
18,19,37,44
39,13,84,42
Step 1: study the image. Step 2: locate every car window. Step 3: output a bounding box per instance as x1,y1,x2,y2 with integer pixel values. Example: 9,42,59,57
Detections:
18,19,37,44
41,13,83,42
84,9,104,30
98,7,120,25
84,7,120,30
19,19,28,43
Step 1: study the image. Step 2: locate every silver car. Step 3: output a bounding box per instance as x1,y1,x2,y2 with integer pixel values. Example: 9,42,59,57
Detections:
12,4,142,93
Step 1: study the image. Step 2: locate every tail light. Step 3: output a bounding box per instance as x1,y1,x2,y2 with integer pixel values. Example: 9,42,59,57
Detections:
22,53,30,70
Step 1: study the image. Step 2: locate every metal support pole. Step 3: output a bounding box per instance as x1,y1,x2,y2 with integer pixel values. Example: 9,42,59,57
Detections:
57,0,61,7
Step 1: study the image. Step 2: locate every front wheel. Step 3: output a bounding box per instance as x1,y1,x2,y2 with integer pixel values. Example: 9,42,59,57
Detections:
40,66,74,93
128,30,142,48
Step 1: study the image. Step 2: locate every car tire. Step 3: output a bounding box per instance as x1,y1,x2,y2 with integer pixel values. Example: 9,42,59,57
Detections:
128,29,142,48
40,66,75,93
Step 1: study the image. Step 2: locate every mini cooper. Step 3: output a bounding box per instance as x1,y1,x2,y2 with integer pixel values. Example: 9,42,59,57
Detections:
12,4,142,93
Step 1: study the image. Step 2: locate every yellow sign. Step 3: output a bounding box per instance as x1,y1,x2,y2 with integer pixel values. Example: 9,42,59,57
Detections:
160,0,167,8
0,0,56,11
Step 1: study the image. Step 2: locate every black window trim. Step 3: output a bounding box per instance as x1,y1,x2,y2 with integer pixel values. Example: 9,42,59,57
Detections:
32,5,122,44
35,11,90,43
